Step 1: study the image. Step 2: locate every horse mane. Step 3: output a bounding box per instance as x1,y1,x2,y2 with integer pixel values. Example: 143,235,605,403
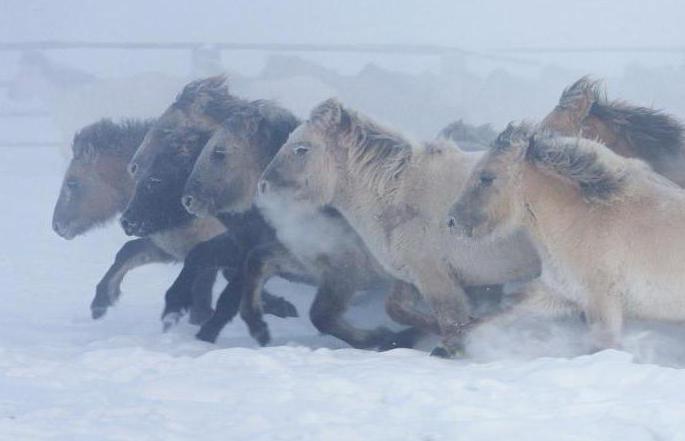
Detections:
311,99,412,191
221,100,301,159
590,100,684,162
172,75,240,122
528,134,632,201
72,118,154,159
559,76,685,163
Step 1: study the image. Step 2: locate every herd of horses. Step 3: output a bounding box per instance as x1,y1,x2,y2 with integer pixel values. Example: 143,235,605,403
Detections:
51,75,685,358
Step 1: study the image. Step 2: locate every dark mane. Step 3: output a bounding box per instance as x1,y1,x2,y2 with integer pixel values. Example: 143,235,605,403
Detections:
221,100,300,158
559,76,685,163
72,118,154,159
529,135,628,201
590,100,684,162
172,75,239,122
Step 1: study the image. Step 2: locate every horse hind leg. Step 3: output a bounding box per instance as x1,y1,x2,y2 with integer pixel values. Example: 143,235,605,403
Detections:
196,250,300,344
309,275,423,350
384,280,440,335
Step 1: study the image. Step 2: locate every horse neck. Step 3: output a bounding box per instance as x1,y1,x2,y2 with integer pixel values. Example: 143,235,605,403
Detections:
98,155,136,214
332,146,478,252
520,164,591,252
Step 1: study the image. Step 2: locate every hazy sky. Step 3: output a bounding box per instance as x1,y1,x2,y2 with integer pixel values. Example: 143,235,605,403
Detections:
0,1,683,77
1,0,683,48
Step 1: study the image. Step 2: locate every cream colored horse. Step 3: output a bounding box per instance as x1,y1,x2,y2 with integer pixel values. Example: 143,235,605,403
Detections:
449,124,685,350
259,99,541,356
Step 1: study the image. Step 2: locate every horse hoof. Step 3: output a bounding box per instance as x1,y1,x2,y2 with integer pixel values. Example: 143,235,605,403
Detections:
188,308,214,326
264,297,299,319
251,324,271,347
429,344,465,359
195,326,219,343
161,312,182,332
378,328,423,351
91,306,108,320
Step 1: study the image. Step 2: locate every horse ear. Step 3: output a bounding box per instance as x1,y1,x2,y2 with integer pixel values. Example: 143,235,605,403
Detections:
559,76,602,119
488,122,530,163
79,143,98,163
242,113,261,135
310,98,349,133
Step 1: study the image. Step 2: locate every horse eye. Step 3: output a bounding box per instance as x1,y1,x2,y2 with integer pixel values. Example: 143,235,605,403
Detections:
128,162,138,176
479,174,495,186
293,145,309,156
147,177,162,190
211,148,227,161
66,178,79,190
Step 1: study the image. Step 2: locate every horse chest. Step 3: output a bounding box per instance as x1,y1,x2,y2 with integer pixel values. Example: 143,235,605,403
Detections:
150,218,226,260
539,254,588,307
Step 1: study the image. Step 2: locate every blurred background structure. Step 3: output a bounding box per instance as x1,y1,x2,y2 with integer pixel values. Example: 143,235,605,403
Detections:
0,0,684,152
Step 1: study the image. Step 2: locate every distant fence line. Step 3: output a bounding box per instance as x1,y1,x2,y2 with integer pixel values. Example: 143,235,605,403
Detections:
1,40,683,53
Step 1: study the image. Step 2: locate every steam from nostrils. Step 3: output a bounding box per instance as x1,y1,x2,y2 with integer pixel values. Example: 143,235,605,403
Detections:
255,190,361,260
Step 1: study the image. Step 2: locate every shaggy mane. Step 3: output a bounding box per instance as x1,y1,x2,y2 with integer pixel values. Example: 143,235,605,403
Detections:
221,100,301,158
340,107,413,190
529,135,630,201
72,118,154,159
559,76,684,163
590,101,684,162
172,75,241,122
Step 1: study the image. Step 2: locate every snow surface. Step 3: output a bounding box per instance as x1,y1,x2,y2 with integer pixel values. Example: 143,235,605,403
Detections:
2,130,685,441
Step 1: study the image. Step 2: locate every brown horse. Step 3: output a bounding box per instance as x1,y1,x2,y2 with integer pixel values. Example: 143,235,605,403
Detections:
541,76,685,186
51,119,208,321
52,118,294,324
120,76,303,336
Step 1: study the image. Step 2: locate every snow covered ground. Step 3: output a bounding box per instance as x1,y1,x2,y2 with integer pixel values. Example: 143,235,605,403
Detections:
2,126,685,441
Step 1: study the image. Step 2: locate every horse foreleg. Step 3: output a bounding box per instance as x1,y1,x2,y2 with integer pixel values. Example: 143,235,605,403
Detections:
410,264,474,358
161,232,244,329
187,267,218,326
91,238,173,319
472,279,580,334
238,243,305,346
583,280,624,351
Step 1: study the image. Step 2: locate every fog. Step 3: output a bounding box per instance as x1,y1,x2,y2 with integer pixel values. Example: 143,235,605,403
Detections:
1,2,685,440
2,1,684,134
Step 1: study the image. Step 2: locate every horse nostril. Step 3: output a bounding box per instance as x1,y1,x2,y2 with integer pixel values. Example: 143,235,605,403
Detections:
52,220,65,236
259,180,269,194
120,217,137,236
182,195,194,210
447,217,457,229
